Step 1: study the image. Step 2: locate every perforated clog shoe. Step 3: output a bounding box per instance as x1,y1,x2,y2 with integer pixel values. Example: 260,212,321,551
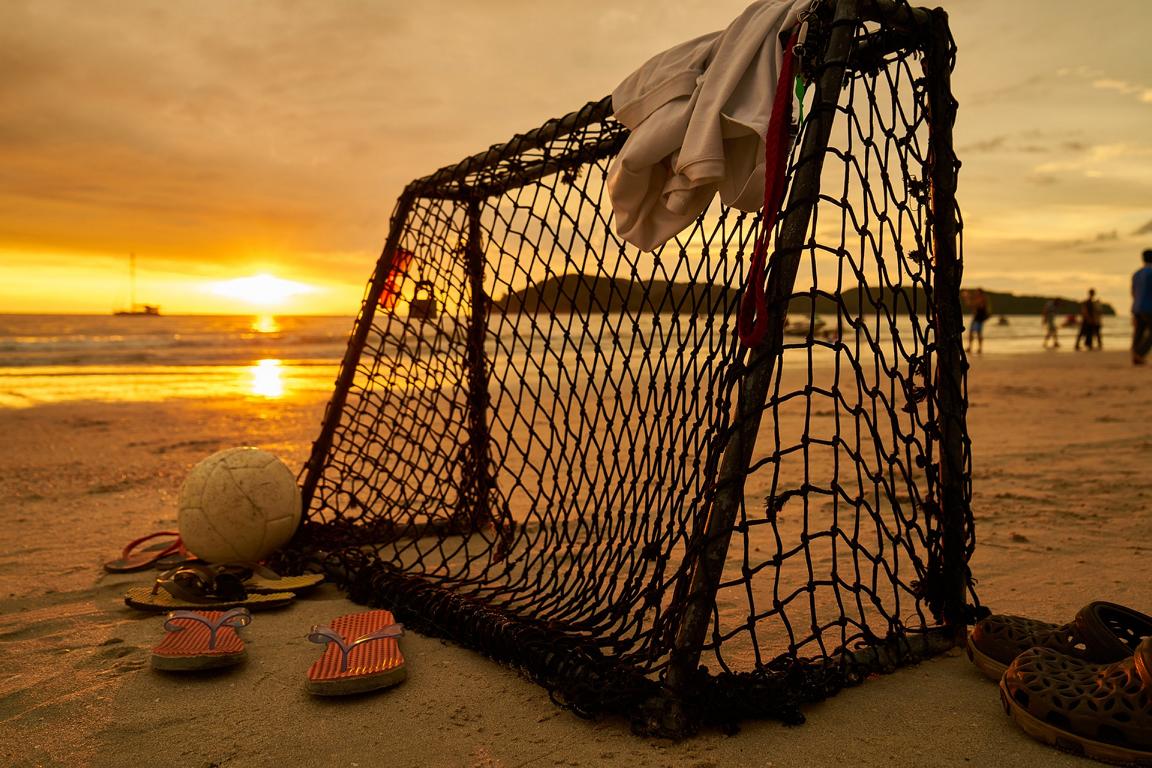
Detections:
967,602,1152,681
999,636,1152,765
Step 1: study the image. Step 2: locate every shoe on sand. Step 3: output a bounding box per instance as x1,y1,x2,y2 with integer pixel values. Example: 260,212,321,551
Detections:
124,563,319,613
151,608,252,671
967,601,1152,681
103,531,184,573
306,610,406,696
125,585,295,612
124,568,296,612
153,562,324,595
219,564,323,595
1000,637,1152,766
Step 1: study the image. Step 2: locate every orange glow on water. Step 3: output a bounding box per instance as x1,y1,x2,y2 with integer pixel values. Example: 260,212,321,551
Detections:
249,359,285,398
251,315,281,334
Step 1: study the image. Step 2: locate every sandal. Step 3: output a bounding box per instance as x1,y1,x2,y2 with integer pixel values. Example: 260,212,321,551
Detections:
154,564,251,602
124,586,294,612
103,531,184,573
207,563,324,595
124,566,295,612
153,563,324,595
1000,636,1152,765
151,608,252,671
306,610,406,696
967,601,1152,681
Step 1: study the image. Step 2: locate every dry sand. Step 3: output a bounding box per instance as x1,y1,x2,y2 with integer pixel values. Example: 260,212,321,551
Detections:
1,349,1149,768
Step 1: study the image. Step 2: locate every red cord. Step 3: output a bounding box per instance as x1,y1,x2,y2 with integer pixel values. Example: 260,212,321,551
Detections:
737,29,801,349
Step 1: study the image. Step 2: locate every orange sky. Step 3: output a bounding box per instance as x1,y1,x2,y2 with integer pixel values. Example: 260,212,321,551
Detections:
1,0,1150,315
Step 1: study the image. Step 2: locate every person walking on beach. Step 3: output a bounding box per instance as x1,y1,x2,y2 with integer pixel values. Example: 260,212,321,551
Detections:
1076,288,1103,351
966,287,991,354
1132,249,1152,365
1042,298,1061,349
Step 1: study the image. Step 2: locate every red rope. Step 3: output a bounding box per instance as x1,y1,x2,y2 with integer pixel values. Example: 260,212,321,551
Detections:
378,249,414,311
737,30,801,349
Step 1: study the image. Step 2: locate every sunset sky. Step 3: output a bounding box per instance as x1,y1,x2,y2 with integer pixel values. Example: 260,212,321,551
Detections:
2,0,1149,315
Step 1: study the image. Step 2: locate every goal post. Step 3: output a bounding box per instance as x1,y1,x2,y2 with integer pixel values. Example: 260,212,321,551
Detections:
290,0,980,736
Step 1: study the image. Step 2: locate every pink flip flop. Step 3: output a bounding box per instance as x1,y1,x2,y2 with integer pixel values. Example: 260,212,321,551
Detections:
151,608,252,671
306,610,406,695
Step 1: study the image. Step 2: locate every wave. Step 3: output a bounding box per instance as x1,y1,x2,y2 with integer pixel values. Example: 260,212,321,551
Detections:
0,315,354,368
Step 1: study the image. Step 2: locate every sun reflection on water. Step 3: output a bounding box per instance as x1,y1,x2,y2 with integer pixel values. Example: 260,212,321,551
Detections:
250,359,284,398
251,315,281,334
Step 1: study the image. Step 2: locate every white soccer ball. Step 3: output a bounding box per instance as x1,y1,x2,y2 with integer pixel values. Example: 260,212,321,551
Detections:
177,447,302,563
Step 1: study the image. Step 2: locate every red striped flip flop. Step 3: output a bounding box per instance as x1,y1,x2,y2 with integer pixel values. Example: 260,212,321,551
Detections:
151,608,252,671
306,610,406,695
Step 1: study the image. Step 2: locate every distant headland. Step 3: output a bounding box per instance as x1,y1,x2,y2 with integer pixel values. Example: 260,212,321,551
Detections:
960,289,1115,316
492,274,1116,316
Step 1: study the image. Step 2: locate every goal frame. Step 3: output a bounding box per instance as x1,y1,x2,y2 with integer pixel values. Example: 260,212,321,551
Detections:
294,0,973,736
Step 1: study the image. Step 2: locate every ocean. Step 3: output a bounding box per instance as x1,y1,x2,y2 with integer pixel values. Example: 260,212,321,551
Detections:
0,311,1128,409
0,314,350,408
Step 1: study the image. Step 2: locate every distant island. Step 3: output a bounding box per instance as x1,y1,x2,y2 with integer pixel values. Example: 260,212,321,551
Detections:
492,274,1115,316
962,289,1115,316
494,274,732,315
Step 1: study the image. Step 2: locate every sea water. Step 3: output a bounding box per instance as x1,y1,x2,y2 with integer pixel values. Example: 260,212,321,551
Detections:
0,314,350,407
0,311,1129,408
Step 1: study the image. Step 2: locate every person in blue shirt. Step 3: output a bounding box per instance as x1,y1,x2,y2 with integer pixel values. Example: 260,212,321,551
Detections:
1132,249,1152,365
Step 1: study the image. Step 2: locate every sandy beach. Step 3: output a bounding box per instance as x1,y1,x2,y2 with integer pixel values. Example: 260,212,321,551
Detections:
1,348,1149,768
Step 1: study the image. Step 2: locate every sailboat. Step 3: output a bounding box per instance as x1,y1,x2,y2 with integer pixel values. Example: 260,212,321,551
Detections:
113,254,161,316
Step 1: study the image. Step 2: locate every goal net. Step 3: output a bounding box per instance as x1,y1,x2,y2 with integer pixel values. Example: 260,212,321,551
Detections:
287,0,981,734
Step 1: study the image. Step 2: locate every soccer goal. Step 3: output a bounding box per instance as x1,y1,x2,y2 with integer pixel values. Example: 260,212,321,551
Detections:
289,0,980,735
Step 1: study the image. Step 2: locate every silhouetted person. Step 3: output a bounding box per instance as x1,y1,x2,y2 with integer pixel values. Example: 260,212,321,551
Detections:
1042,298,1061,349
1132,249,1152,365
966,287,990,354
1075,288,1103,351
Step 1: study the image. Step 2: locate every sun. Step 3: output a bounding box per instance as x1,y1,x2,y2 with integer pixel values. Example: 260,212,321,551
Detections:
209,274,316,307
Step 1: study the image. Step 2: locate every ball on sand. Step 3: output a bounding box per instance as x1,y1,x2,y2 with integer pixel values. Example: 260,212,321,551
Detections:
178,447,301,563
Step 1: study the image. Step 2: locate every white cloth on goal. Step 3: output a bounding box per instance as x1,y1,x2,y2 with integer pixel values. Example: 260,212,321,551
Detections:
607,0,810,252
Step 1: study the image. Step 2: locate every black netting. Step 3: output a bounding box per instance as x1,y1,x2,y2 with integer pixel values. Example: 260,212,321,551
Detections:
285,0,980,735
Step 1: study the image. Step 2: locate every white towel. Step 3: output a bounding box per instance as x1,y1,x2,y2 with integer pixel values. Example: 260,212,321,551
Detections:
608,0,810,252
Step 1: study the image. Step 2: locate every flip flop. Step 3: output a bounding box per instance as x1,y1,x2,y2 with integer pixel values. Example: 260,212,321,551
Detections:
306,610,406,696
199,563,323,595
244,570,324,594
152,563,324,595
966,601,1152,681
103,531,184,573
123,571,296,612
1000,637,1152,765
151,608,252,671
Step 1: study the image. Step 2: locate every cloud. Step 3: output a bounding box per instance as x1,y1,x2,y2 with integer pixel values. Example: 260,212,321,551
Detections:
959,133,1091,156
1027,142,1152,185
1092,77,1152,103
3,0,1151,313
1056,67,1152,105
959,136,1007,154
1,1,716,264
964,73,1049,107
1089,143,1152,161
